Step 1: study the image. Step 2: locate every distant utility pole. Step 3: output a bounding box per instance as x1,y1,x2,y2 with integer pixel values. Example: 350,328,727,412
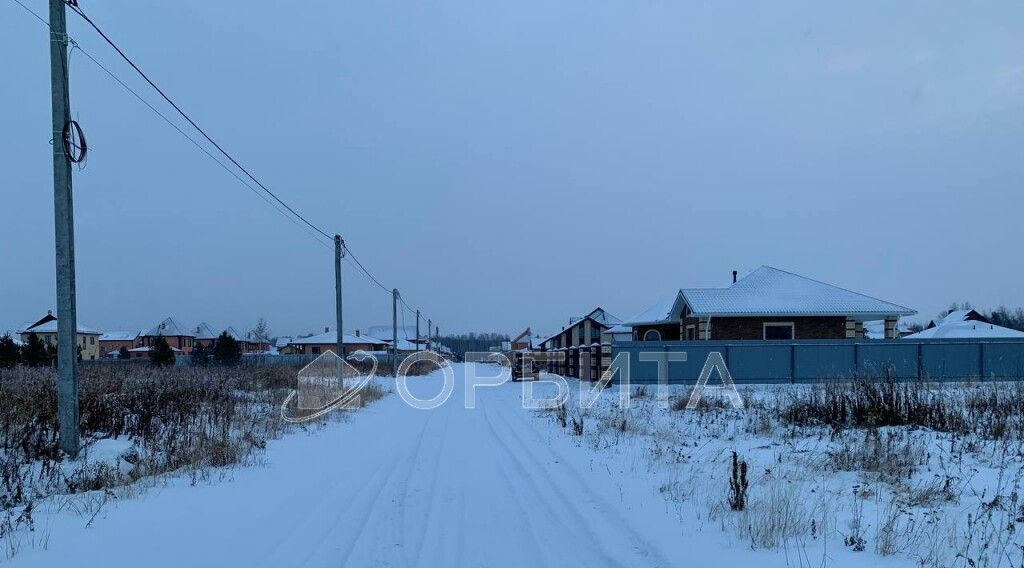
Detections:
334,235,345,365
49,0,79,458
392,289,399,376
427,318,432,351
415,310,420,352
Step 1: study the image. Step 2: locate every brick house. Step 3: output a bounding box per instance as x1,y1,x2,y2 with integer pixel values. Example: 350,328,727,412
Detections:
510,328,532,351
138,317,195,355
19,312,102,360
279,329,388,356
535,308,621,379
98,330,140,357
626,266,915,341
193,322,219,349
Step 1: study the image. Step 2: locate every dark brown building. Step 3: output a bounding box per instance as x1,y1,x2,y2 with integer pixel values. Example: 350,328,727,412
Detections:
626,266,915,341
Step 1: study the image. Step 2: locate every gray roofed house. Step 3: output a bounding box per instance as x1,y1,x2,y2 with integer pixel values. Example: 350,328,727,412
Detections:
537,307,622,350
627,266,916,341
193,322,219,341
143,317,194,338
140,316,196,354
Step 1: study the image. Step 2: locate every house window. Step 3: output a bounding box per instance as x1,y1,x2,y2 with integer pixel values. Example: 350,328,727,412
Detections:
312,346,321,355
686,325,696,340
643,329,662,341
763,322,795,340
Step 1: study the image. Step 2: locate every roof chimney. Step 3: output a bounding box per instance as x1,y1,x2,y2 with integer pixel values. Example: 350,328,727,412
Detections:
355,329,360,337
325,327,330,333
732,270,738,283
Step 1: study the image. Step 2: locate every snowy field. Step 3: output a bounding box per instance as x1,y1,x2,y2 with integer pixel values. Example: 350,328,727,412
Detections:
2,363,1022,567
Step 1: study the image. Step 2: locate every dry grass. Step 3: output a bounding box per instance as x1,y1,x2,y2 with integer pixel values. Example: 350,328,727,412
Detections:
0,363,389,514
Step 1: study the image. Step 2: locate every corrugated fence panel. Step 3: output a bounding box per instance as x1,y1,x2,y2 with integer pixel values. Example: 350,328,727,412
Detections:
857,343,919,379
727,344,792,383
794,344,856,381
611,339,1024,384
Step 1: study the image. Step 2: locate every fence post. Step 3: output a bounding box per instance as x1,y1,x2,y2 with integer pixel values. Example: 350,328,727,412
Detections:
979,342,985,381
790,343,796,384
917,342,923,380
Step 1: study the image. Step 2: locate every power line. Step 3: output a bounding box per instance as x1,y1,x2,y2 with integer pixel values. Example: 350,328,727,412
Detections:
65,2,334,242
6,0,335,251
9,0,435,325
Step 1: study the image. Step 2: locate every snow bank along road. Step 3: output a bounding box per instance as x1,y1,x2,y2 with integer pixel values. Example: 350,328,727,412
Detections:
12,364,752,568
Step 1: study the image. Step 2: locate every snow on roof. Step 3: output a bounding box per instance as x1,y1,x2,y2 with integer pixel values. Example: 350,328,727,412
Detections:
273,336,294,348
143,317,194,338
604,325,633,335
623,294,683,326
288,332,388,345
904,322,1024,339
539,308,623,345
193,322,219,340
224,326,245,341
585,308,622,326
510,328,532,343
100,330,138,341
128,346,183,353
932,309,989,327
23,319,101,335
682,266,914,318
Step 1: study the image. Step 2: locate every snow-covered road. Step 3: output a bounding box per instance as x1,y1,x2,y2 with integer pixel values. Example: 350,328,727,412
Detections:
10,364,726,568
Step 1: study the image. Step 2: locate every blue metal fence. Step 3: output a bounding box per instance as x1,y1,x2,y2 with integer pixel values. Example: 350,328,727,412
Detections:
611,338,1024,384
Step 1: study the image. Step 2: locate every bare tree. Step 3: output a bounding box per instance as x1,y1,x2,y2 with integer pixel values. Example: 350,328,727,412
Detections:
250,317,272,343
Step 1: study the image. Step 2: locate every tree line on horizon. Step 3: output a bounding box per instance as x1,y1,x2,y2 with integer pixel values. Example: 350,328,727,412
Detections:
433,332,509,358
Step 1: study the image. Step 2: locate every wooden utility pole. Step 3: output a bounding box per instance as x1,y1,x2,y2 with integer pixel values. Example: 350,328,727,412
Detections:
391,289,399,376
334,235,345,362
49,0,79,458
427,318,432,351
415,310,420,351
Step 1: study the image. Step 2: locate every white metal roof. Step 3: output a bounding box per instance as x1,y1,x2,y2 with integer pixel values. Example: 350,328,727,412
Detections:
288,332,388,346
143,317,194,337
623,294,684,326
100,330,139,341
681,266,915,318
904,322,1024,339
193,322,219,340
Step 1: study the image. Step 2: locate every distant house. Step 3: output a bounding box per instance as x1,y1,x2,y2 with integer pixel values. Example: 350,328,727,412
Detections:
626,266,915,341
99,330,140,357
19,311,102,360
279,329,388,355
242,331,271,354
271,336,293,355
139,317,195,355
127,345,183,360
535,308,621,379
904,310,1024,339
193,322,219,349
925,309,989,329
537,308,621,352
510,328,532,351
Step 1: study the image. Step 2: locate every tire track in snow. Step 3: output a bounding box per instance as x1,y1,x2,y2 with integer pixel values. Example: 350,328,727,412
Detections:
490,399,674,568
479,396,627,568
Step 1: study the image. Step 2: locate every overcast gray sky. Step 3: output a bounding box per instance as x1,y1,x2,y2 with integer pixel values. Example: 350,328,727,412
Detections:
2,0,1023,337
